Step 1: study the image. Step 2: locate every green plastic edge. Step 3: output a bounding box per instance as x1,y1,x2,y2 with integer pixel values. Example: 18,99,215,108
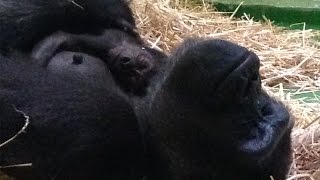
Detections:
281,90,320,103
210,2,320,30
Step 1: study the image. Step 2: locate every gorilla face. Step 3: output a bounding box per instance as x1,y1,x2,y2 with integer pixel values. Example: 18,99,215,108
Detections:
107,41,157,92
146,39,293,180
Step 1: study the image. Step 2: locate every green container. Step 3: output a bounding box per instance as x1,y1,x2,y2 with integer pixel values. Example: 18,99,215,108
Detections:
209,0,320,29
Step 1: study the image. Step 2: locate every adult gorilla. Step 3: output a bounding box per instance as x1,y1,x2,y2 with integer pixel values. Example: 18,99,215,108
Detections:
0,0,293,180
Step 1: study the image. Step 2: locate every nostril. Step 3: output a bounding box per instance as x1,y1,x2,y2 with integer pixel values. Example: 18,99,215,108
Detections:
120,57,131,64
72,54,83,65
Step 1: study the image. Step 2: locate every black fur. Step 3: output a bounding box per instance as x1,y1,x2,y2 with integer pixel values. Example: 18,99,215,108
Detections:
0,0,293,180
0,55,146,180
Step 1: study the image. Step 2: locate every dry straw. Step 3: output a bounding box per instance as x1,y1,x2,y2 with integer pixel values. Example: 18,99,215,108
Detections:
132,0,320,179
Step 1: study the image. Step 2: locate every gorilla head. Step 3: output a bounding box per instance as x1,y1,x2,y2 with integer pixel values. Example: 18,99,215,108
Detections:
145,39,293,180
0,0,293,180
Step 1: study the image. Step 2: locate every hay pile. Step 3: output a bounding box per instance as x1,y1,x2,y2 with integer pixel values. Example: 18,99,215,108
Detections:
131,0,320,179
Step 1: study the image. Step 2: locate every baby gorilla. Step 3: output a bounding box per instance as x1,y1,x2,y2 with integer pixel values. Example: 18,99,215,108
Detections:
31,29,166,95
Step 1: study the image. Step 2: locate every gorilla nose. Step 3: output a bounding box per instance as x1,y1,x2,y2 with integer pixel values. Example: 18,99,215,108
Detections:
215,51,261,103
198,39,261,87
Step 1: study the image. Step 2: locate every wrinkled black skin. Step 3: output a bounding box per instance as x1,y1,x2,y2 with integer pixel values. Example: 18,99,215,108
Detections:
0,0,293,180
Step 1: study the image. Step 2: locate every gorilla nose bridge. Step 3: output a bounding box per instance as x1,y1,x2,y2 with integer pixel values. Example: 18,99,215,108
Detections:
232,51,260,79
214,51,261,103
191,39,256,88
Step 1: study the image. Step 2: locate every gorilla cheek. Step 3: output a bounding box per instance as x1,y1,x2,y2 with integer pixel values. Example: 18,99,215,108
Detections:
47,51,110,80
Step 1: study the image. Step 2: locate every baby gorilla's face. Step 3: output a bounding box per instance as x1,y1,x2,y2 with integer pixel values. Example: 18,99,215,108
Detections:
30,29,156,93
107,41,155,93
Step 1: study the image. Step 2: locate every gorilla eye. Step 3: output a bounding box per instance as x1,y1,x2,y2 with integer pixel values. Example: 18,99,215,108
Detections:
72,54,84,65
